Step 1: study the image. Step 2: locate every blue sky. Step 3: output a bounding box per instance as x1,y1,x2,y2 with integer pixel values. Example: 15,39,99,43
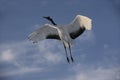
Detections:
0,0,120,80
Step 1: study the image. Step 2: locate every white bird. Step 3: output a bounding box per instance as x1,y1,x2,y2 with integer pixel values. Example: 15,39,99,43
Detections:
28,15,92,63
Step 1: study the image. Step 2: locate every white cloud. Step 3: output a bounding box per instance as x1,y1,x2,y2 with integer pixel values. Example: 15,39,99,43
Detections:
0,49,14,62
43,52,63,63
36,40,64,64
0,40,63,64
0,40,63,77
0,40,119,80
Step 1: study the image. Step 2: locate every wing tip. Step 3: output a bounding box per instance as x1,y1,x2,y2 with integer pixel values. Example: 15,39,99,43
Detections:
76,15,92,30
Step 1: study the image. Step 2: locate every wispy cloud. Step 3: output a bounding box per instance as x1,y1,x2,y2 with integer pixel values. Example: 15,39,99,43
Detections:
45,63,120,80
0,67,43,77
0,49,14,62
102,44,120,67
79,30,95,43
72,30,95,52
74,67,120,80
40,0,49,7
0,40,63,77
54,63,120,80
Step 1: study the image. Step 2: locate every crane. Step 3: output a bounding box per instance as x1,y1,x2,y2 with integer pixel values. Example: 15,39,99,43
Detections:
28,15,92,63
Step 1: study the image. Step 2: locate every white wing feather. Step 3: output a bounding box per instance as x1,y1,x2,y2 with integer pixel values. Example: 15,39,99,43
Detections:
28,24,58,43
67,15,92,33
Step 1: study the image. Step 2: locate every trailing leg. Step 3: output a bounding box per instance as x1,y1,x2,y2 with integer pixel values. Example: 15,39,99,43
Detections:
62,42,70,63
68,42,74,62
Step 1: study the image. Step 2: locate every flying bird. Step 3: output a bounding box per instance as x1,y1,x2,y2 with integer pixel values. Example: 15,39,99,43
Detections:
28,15,92,63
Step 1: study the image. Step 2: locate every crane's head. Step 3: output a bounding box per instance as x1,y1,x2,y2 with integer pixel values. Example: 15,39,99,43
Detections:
43,16,52,21
43,16,57,25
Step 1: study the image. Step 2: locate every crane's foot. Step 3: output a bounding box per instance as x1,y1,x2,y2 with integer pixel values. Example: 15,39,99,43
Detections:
67,57,70,64
71,57,74,62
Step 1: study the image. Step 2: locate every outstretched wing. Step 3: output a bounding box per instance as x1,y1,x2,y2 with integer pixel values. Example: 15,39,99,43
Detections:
28,24,60,43
66,15,92,39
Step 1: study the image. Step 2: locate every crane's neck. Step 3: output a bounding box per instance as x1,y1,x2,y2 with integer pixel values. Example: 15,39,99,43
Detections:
50,19,57,25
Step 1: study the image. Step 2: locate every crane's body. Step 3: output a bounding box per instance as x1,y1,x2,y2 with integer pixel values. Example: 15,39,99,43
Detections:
28,15,92,63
